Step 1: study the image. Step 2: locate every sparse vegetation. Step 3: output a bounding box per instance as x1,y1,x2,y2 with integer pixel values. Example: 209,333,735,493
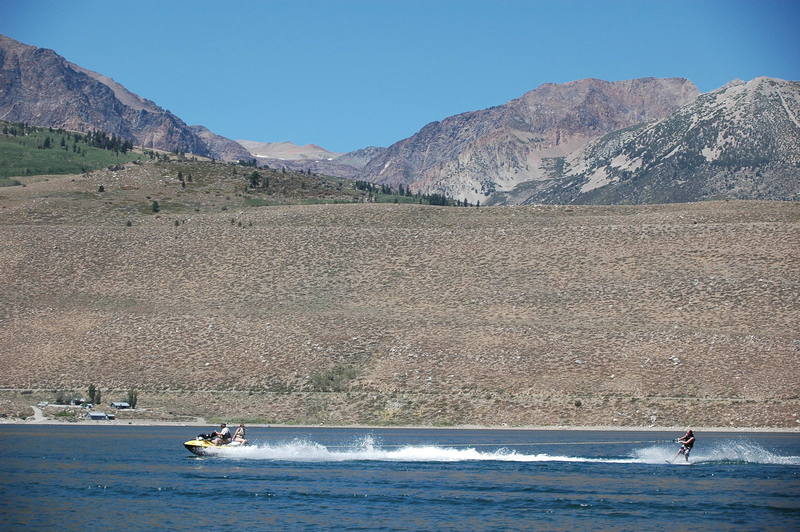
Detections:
54,391,78,405
54,409,82,422
310,365,357,392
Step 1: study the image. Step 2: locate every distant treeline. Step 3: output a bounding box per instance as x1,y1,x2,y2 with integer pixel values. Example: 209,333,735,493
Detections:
354,180,477,207
1,121,134,155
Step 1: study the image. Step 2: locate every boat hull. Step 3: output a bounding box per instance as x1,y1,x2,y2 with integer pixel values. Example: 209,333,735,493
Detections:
184,439,243,456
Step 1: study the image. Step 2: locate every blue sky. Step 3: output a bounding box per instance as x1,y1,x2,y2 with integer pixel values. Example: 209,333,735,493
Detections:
1,0,798,152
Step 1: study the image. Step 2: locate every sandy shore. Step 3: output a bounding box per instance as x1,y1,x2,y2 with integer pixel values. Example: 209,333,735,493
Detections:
0,416,796,433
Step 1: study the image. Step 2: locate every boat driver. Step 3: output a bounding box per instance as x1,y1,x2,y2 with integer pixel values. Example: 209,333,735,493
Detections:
212,423,231,445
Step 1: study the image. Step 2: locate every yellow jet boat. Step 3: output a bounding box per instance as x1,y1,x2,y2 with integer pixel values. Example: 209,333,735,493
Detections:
184,433,246,456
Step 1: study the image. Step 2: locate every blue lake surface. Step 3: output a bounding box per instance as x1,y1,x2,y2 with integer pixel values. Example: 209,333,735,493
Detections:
1,425,798,530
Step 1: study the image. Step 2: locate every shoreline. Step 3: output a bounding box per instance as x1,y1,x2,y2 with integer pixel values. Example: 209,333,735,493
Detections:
1,417,797,433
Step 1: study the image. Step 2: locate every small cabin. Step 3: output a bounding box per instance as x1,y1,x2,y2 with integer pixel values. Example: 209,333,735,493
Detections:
110,402,131,409
87,411,115,420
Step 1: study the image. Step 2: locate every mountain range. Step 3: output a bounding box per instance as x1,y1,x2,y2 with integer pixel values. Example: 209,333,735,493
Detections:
360,77,700,203
236,140,342,161
235,140,387,179
492,77,800,204
0,34,249,161
2,33,797,204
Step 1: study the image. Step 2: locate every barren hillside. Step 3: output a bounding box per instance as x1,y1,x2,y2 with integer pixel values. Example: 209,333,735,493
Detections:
0,161,798,427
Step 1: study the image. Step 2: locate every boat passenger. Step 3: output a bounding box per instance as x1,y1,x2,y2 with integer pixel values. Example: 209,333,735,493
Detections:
232,423,247,445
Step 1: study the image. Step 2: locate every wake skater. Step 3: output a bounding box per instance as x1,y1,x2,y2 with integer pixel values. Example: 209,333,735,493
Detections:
669,428,695,463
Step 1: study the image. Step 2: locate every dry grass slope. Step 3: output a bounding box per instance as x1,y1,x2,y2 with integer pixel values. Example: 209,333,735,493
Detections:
1,160,798,427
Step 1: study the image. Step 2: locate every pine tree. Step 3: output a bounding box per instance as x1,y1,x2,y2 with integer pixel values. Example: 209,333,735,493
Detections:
249,171,261,188
87,384,101,405
127,389,138,408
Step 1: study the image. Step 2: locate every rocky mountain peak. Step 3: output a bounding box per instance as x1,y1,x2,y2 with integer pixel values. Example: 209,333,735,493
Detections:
66,61,160,114
236,140,341,161
0,34,245,161
360,77,699,203
505,77,800,204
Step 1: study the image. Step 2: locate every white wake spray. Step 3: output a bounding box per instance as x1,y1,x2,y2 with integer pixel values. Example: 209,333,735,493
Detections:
202,435,799,465
627,440,799,465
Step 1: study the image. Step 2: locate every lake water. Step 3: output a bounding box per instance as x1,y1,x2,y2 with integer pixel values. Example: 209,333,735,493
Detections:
1,425,798,530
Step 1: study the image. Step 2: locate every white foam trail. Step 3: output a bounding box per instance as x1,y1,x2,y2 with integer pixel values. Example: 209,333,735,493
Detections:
691,441,800,465
209,435,628,463
206,436,799,465
632,440,800,465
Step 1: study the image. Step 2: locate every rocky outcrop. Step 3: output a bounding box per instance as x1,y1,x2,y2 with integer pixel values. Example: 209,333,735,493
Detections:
361,78,699,203
333,146,386,169
189,126,251,162
508,77,800,204
0,34,242,160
